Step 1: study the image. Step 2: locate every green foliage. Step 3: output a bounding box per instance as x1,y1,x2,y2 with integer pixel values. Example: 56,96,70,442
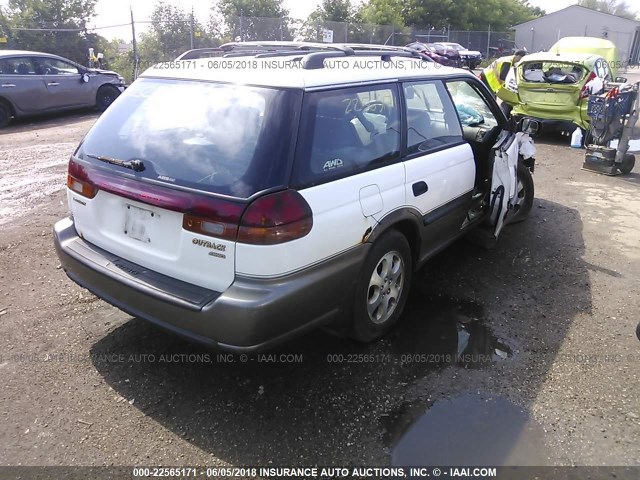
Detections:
577,0,638,20
361,0,544,31
1,0,98,62
357,0,404,27
216,0,292,41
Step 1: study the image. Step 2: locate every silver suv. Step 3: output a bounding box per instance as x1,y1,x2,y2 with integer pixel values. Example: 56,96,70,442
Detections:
0,50,126,127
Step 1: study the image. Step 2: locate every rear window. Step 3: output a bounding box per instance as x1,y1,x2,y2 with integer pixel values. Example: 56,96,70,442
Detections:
76,78,298,198
522,62,586,84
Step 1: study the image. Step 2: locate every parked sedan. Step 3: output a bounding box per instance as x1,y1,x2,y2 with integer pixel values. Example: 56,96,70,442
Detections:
0,50,126,128
508,52,612,132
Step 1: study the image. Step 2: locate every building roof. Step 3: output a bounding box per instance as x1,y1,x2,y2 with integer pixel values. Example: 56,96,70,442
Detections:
513,5,640,29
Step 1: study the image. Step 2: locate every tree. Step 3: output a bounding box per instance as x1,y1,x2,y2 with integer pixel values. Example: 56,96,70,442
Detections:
578,0,638,20
402,0,542,31
1,0,98,62
357,0,404,27
215,0,292,41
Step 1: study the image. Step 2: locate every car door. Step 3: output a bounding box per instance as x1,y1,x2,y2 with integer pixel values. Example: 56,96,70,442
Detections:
446,79,522,237
0,56,45,114
36,57,91,110
401,79,476,260
284,84,406,274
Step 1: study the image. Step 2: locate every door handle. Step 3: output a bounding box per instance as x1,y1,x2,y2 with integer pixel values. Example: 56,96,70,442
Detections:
1,84,16,88
47,82,60,86
412,181,429,197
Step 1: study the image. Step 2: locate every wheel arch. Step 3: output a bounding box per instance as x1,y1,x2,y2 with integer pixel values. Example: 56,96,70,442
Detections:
366,208,423,270
0,95,17,116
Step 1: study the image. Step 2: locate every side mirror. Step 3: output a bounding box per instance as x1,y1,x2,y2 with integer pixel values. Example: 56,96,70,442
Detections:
82,73,90,83
614,76,627,83
520,118,540,135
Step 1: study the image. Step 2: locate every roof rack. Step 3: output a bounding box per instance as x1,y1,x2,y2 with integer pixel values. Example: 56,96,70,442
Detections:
176,41,429,69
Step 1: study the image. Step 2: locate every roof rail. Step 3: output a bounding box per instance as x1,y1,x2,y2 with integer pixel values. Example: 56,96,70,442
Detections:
176,48,224,60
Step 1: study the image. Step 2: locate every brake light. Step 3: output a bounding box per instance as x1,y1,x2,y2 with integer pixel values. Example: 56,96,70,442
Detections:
238,190,313,245
580,72,597,99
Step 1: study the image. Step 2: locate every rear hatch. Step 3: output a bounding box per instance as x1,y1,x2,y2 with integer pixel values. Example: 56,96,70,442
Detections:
68,78,298,292
517,60,585,114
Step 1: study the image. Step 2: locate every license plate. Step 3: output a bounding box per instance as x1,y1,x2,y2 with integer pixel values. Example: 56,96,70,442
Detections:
124,204,157,243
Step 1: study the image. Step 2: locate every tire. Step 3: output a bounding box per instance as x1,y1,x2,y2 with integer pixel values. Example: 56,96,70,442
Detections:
0,100,11,128
508,163,534,225
619,154,635,175
351,230,412,343
96,85,120,112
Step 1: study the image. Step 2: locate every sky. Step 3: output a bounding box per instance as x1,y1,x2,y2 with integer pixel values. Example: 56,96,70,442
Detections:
1,0,639,41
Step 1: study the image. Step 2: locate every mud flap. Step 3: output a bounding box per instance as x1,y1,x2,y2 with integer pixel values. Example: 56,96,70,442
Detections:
489,132,536,237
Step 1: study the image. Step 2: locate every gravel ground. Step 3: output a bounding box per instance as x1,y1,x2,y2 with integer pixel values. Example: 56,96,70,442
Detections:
0,97,639,474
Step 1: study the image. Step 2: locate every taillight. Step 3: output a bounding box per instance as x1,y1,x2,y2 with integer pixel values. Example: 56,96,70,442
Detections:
237,190,313,245
580,72,597,99
67,158,98,198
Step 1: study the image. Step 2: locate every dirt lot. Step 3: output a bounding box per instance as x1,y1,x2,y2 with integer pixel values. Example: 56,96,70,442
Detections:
0,98,639,474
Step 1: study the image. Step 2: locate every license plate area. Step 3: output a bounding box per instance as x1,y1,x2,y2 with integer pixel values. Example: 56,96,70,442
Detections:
124,204,158,243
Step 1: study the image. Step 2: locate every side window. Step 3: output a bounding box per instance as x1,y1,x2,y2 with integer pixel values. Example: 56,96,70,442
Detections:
36,57,79,75
403,80,463,155
293,85,400,186
1,57,37,75
446,81,498,128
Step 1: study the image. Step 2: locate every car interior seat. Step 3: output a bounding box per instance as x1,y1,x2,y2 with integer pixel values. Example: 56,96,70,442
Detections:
309,97,362,175
16,63,30,75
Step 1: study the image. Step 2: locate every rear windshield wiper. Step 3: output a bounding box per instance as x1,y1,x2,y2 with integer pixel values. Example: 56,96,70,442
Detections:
86,154,145,172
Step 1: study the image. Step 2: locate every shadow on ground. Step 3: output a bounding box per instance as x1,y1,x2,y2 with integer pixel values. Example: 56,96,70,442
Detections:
90,198,591,465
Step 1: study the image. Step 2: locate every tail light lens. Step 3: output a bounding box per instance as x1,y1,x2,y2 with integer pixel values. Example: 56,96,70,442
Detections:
238,190,313,245
67,159,98,198
580,72,597,99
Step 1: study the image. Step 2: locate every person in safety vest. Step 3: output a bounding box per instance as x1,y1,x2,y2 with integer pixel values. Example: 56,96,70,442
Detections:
479,49,527,96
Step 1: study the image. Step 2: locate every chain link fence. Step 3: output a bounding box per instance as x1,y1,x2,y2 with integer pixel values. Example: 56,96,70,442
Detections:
0,15,518,82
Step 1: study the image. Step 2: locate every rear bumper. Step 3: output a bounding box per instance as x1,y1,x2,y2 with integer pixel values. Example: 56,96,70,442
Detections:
54,217,368,352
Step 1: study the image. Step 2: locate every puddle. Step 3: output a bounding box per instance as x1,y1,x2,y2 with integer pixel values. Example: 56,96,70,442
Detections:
386,296,513,369
383,394,550,466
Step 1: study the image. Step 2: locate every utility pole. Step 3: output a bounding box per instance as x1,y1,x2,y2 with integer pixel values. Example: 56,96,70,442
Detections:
130,7,139,80
190,6,194,49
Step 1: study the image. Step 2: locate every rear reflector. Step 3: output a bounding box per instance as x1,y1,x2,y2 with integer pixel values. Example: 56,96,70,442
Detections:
238,190,313,245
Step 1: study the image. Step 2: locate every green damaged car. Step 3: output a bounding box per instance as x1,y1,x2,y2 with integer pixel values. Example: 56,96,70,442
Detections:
500,52,613,132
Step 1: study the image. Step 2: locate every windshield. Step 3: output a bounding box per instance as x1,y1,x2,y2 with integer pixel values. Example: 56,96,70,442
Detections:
76,78,298,198
522,61,586,84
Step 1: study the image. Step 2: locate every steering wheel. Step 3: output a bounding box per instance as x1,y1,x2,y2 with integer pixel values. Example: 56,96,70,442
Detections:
361,100,387,116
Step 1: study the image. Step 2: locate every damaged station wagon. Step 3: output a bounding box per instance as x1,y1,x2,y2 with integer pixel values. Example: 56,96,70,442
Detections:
54,42,536,352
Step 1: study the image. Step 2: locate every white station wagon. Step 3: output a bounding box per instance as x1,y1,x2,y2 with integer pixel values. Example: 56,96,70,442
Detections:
54,42,536,351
